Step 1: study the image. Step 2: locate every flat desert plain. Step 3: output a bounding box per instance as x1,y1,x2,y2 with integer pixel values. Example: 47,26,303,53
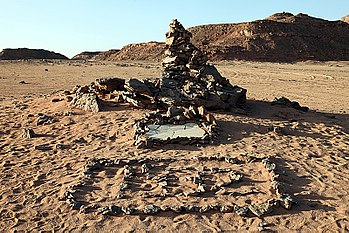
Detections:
0,60,349,232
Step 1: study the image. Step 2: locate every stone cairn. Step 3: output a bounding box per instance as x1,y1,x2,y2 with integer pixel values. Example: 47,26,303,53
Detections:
64,19,247,148
158,19,246,110
162,19,208,76
66,19,246,112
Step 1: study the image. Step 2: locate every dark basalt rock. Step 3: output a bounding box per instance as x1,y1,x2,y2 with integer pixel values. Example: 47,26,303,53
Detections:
279,193,296,209
230,171,243,182
36,114,54,126
143,204,160,214
121,206,136,215
170,205,184,213
234,206,249,216
249,202,274,217
98,205,122,216
272,96,309,112
95,77,125,93
34,144,52,151
123,165,135,178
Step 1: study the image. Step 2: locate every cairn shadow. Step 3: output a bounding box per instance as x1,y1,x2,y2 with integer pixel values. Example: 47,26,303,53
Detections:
130,98,349,151
242,99,349,134
33,133,56,138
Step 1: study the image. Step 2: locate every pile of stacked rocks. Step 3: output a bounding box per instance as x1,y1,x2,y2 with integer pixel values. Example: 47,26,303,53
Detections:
162,19,208,76
158,19,246,110
64,19,247,148
66,19,246,112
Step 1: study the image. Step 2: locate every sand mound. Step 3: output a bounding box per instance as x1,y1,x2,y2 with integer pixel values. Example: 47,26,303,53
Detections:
0,48,68,60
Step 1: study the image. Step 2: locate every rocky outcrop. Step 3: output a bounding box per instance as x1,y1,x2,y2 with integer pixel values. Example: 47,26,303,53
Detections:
72,49,120,61
189,13,349,62
0,48,68,60
72,43,165,62
94,49,120,60
107,42,165,61
72,51,102,60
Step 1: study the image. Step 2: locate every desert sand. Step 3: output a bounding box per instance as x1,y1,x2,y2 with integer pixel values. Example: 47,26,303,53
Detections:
0,60,349,232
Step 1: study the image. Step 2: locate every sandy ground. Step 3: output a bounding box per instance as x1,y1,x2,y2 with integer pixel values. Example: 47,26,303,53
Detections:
0,60,349,232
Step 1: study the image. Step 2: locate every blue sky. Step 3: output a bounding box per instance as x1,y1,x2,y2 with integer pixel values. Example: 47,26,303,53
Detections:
1,0,348,58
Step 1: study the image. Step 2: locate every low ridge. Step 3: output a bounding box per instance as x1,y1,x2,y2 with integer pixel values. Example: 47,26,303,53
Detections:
0,48,68,60
74,12,349,62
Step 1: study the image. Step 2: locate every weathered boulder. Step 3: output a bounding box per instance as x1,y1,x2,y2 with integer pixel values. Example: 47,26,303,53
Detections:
272,96,309,112
70,93,101,112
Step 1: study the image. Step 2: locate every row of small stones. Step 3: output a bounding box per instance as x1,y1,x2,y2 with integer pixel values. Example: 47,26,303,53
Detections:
134,134,214,149
64,156,296,217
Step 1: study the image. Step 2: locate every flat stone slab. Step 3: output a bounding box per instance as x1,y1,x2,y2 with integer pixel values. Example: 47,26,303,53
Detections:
145,123,206,140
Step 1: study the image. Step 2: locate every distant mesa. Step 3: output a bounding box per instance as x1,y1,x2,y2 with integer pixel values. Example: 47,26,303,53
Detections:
0,48,68,60
73,12,349,63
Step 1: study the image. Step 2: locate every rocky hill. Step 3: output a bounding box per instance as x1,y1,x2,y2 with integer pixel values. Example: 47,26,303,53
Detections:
72,49,120,61
72,51,102,60
106,42,165,61
189,12,349,62
73,13,349,62
0,48,68,60
73,43,165,62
